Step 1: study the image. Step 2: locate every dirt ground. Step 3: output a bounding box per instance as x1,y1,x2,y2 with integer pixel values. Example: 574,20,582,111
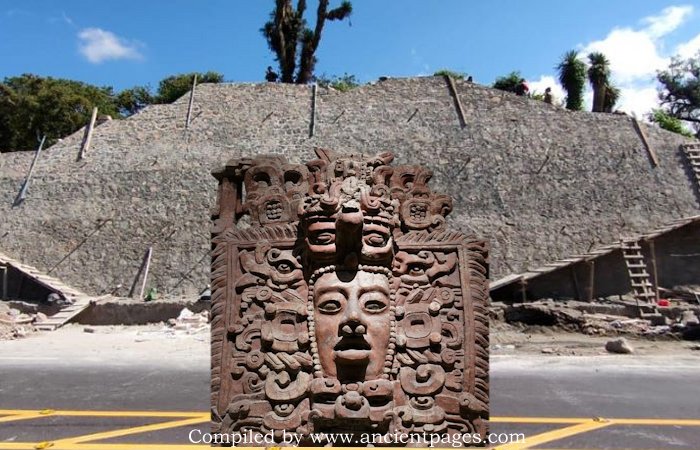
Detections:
490,320,700,356
1,321,698,365
0,323,210,368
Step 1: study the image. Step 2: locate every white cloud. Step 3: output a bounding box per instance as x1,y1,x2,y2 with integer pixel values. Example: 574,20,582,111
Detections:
617,86,659,118
529,4,697,118
583,28,667,83
5,9,32,18
49,11,74,26
676,33,700,58
78,27,143,63
581,5,692,83
642,5,693,37
62,12,74,26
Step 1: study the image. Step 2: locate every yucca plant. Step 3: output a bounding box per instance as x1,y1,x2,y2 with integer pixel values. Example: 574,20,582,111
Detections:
603,84,620,113
588,52,611,112
557,50,586,111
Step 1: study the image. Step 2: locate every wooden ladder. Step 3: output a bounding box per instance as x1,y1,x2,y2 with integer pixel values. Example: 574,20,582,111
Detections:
33,298,92,331
620,240,656,306
682,144,700,190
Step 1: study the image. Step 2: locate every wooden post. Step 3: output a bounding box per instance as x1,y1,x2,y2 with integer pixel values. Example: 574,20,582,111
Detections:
445,75,466,128
1,264,7,300
571,265,582,301
185,74,198,129
309,83,317,138
78,107,98,160
138,247,153,300
586,260,595,302
128,247,153,298
13,135,46,207
648,240,660,302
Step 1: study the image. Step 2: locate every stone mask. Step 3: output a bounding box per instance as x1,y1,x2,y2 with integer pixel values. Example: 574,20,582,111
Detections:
311,269,393,382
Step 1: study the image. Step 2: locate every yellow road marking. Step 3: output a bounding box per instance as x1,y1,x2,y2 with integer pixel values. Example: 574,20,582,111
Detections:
0,410,204,418
491,416,588,424
2,410,700,450
52,415,209,444
0,445,206,450
33,443,54,450
0,413,49,424
494,419,613,450
1,410,700,425
608,418,700,426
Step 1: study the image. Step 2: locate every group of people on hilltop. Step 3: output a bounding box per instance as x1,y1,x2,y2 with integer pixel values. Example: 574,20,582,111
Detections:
265,66,553,105
515,78,553,104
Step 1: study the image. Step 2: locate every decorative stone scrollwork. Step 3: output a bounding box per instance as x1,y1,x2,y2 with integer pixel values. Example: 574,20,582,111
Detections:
211,149,489,445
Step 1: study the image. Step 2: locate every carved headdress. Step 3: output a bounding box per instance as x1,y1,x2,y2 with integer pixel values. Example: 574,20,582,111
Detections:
211,149,488,445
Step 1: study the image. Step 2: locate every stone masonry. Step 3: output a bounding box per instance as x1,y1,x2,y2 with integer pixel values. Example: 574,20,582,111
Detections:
0,77,698,296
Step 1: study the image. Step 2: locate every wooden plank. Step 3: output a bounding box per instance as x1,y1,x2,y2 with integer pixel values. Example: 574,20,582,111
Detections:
185,74,198,129
489,274,523,291
78,107,98,160
129,247,152,298
632,116,659,167
445,75,466,128
309,83,317,137
34,298,92,330
138,247,153,299
13,135,46,207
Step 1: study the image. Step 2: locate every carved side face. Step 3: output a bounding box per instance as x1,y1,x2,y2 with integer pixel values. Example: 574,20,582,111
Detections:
313,270,391,382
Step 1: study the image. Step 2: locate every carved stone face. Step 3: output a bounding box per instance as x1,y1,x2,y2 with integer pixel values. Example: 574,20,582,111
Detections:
313,270,391,382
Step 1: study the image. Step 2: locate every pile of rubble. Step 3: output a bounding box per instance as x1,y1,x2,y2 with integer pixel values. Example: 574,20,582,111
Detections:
0,303,46,340
132,307,210,342
490,297,700,341
166,308,209,334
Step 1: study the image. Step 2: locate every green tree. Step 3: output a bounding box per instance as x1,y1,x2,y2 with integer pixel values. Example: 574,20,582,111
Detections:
154,71,223,104
657,51,700,136
492,71,522,93
587,52,611,112
116,71,223,116
433,69,466,80
315,73,359,91
116,86,154,116
557,50,586,111
262,0,352,84
0,74,120,151
649,108,694,137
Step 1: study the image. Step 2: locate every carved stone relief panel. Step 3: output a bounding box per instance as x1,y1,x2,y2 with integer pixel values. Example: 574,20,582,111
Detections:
211,149,489,445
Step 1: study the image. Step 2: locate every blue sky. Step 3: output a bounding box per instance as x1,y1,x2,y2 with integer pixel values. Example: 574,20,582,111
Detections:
1,0,700,116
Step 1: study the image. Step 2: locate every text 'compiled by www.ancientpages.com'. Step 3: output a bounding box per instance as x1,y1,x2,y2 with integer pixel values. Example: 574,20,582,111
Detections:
188,429,526,447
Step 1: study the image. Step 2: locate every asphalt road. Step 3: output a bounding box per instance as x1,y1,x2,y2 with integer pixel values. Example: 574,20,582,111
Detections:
490,355,700,448
1,329,699,448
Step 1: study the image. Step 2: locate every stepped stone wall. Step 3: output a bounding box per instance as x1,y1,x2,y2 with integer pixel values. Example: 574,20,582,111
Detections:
1,77,698,296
